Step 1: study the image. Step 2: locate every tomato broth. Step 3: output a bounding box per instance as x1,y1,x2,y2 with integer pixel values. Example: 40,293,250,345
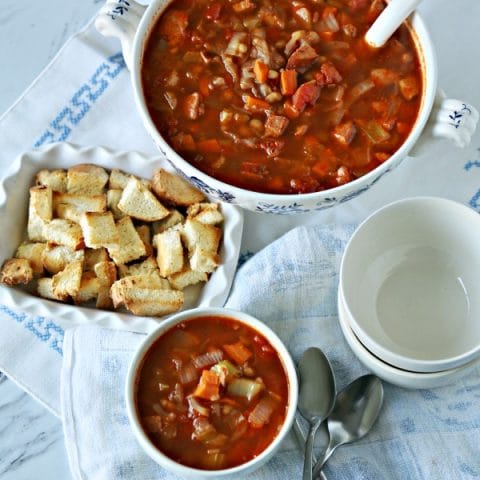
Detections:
135,315,289,470
141,0,423,195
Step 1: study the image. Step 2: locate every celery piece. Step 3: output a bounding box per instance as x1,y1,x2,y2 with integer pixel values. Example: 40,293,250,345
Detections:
227,378,264,402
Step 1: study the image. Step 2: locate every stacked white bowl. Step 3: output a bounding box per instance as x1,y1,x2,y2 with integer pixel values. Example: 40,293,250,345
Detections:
338,197,480,389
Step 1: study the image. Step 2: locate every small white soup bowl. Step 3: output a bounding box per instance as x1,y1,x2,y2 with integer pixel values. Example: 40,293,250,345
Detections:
340,197,480,373
125,307,298,479
95,0,478,214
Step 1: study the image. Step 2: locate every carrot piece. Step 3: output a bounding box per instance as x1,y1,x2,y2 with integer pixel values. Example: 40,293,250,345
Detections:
254,60,269,83
283,100,300,119
280,70,297,96
197,139,222,153
199,77,210,97
193,370,221,401
223,342,253,365
244,95,270,112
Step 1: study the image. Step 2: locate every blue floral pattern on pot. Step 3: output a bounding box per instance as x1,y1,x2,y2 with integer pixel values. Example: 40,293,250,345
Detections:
189,176,236,203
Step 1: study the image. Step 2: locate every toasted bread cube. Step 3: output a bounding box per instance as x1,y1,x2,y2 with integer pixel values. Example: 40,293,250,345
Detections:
37,277,68,301
52,260,83,298
84,248,110,271
53,192,106,221
117,256,163,279
111,274,169,308
67,164,109,195
15,243,46,275
42,245,85,274
80,212,118,249
109,169,151,190
73,271,101,304
107,189,125,220
168,267,208,290
136,225,153,256
181,219,221,255
28,186,53,241
111,280,184,316
43,219,84,250
190,248,220,273
0,258,33,285
187,203,224,225
94,261,117,309
151,169,205,206
152,209,185,235
153,229,184,277
118,177,169,222
35,169,67,193
107,216,147,265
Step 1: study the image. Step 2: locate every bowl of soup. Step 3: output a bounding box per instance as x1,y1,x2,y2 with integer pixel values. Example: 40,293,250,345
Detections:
125,307,298,478
96,0,477,214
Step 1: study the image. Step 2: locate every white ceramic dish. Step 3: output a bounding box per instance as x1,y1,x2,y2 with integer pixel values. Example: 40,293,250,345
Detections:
337,286,480,389
340,197,480,373
95,0,478,214
125,307,298,479
0,142,244,334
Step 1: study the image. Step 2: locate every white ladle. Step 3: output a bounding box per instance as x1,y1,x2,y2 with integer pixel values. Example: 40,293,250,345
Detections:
365,0,423,48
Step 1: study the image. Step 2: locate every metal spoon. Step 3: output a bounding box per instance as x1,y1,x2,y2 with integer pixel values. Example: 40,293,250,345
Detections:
312,374,384,478
298,347,336,480
365,0,422,48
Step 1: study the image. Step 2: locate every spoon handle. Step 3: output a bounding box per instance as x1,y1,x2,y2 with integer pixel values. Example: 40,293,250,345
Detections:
312,440,338,478
364,0,422,48
303,419,322,480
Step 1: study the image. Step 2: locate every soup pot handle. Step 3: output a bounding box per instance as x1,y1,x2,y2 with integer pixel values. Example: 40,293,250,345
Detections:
410,91,479,156
95,0,147,70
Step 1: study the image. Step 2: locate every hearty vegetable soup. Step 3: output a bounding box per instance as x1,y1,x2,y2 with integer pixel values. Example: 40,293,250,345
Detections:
142,0,422,194
135,316,289,470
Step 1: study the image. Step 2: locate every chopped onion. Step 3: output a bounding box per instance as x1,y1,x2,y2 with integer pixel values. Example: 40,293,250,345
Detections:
317,12,340,33
225,32,250,57
347,79,375,105
248,395,277,428
188,396,210,417
192,417,216,441
178,361,198,385
193,349,224,369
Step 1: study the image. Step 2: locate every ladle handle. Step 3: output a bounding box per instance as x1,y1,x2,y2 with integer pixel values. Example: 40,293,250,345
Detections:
365,0,422,48
303,419,322,480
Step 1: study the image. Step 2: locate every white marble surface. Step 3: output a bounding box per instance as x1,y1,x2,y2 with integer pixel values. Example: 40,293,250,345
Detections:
0,1,479,479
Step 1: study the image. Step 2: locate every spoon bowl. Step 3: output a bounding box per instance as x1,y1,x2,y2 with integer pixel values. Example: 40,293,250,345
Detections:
312,375,384,478
298,348,336,480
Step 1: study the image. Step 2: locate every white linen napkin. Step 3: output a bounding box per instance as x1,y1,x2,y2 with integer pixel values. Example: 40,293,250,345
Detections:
61,224,480,480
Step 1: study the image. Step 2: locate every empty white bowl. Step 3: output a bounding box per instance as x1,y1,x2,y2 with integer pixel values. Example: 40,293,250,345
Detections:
337,287,480,389
340,197,480,373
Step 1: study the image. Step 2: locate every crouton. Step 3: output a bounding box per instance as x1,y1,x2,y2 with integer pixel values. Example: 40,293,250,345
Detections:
187,203,224,225
168,267,208,290
67,164,109,195
190,248,220,273
0,258,34,285
51,260,83,298
35,169,67,192
109,169,151,190
94,261,117,309
28,186,53,241
106,216,147,265
151,168,205,206
181,219,221,255
80,212,118,249
42,245,84,274
110,277,184,316
15,242,46,275
107,189,125,220
53,192,106,221
43,219,84,250
37,277,68,301
118,177,169,222
117,256,162,279
152,209,185,235
153,229,184,277
84,248,110,271
136,224,153,256
73,272,101,304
